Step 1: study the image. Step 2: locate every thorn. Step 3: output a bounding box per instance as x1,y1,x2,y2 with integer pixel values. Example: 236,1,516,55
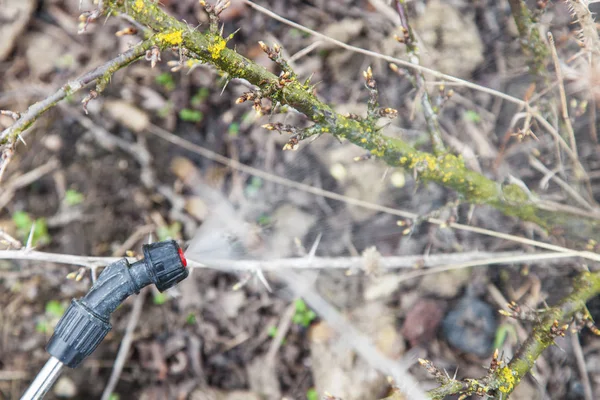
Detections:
308,232,322,258
25,223,36,251
255,269,272,292
220,78,230,96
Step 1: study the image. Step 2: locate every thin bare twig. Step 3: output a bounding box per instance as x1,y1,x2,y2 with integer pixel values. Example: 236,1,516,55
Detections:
393,0,445,154
101,288,147,400
265,302,295,365
0,158,60,210
571,331,594,400
548,32,578,161
529,156,595,212
242,0,525,107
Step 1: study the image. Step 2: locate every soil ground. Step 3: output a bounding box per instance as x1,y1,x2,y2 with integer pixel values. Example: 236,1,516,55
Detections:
1,1,600,399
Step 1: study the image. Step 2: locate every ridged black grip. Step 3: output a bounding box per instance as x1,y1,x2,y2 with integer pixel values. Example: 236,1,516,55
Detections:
46,300,110,368
46,240,188,368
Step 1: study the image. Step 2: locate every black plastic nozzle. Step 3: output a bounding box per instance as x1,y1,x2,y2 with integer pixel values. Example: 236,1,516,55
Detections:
46,240,188,368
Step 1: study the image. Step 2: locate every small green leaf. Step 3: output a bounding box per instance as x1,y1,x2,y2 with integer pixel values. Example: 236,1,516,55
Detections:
295,298,307,313
12,211,50,246
156,222,181,241
64,189,84,206
12,211,32,230
45,300,66,318
268,326,278,337
179,108,203,122
464,110,481,123
153,292,168,305
256,214,271,226
228,122,240,136
108,394,120,400
157,101,174,118
156,72,176,91
186,313,197,325
493,323,518,350
306,388,319,400
36,320,49,334
191,88,210,106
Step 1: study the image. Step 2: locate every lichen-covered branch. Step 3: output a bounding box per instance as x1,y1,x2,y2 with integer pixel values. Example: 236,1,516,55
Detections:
421,270,600,399
102,0,600,242
0,37,158,146
508,0,549,77
506,271,600,388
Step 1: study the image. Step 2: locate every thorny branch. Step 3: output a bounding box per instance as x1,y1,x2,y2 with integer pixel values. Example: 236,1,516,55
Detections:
507,0,550,77
96,0,600,243
424,271,600,399
1,1,600,398
0,248,576,271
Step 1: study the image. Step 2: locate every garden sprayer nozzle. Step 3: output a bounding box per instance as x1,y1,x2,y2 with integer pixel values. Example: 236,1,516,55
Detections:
20,240,189,400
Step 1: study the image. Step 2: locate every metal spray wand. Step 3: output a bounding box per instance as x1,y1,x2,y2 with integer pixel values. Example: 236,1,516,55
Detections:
20,240,189,400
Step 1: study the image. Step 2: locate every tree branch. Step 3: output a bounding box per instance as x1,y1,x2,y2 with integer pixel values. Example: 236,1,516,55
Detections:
423,270,600,399
0,38,157,146
100,0,600,243
507,0,549,77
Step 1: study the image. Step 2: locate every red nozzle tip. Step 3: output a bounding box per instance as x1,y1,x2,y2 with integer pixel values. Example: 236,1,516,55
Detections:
178,247,187,267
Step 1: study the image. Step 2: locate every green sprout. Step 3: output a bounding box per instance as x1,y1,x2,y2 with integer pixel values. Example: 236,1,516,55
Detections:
64,189,84,206
157,100,174,118
246,176,263,197
493,323,518,350
156,222,181,241
228,122,240,137
186,313,197,325
45,300,66,318
179,108,204,123
306,388,319,400
36,300,67,334
155,72,176,91
267,326,286,344
153,292,168,305
191,88,210,107
293,298,317,328
464,110,482,123
12,211,50,247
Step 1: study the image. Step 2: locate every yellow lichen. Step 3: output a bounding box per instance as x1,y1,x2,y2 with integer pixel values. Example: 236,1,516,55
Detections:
208,36,227,60
370,148,385,157
157,30,183,46
133,0,144,13
497,366,516,393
